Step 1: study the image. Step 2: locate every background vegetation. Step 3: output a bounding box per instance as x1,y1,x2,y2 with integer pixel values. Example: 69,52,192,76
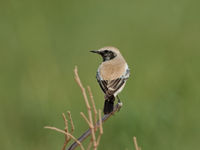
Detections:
1,0,200,150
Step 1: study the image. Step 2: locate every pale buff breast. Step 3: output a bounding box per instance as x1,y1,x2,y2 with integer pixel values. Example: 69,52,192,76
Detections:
99,57,126,80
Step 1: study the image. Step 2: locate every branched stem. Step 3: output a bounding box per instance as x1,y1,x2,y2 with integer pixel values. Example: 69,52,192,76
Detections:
67,103,122,150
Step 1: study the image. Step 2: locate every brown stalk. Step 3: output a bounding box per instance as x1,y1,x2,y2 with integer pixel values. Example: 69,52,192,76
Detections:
67,111,75,133
62,113,69,150
74,66,97,149
133,136,141,150
62,111,75,150
80,112,92,128
87,86,98,129
96,109,103,146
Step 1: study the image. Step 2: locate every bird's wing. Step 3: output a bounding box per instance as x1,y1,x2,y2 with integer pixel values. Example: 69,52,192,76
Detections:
106,78,125,96
96,67,130,96
96,72,108,94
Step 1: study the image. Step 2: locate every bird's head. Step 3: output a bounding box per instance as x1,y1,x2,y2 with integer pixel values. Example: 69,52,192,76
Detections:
90,46,120,62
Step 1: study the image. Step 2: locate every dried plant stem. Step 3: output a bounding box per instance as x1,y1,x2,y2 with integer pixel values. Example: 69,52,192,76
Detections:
80,112,92,128
67,111,75,132
62,113,69,150
96,109,103,146
63,113,69,138
61,111,75,150
87,86,98,129
98,110,103,134
133,136,141,150
44,126,85,150
74,66,97,149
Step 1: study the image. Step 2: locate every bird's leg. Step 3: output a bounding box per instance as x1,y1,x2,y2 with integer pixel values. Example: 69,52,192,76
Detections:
116,95,123,112
117,95,121,103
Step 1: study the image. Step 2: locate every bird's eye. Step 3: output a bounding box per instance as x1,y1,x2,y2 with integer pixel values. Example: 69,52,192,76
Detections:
104,50,109,53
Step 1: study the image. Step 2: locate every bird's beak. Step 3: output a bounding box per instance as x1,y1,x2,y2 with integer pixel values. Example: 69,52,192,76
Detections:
90,50,100,54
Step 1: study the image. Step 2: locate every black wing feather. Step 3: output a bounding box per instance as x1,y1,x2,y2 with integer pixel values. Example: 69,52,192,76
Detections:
96,72,127,96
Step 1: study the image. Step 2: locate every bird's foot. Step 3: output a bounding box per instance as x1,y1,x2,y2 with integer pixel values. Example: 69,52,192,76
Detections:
117,102,123,112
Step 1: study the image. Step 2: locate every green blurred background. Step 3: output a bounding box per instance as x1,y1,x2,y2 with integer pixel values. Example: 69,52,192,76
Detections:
1,0,200,150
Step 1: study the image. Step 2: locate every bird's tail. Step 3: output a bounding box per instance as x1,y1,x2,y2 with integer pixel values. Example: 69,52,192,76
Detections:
103,95,115,114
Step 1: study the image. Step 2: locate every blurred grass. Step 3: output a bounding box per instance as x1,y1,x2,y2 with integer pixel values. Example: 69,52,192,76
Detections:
0,0,200,150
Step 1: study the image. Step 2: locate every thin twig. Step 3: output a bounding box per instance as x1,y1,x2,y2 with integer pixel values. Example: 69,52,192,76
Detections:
133,136,141,150
80,112,92,128
98,109,103,135
62,111,75,150
44,126,85,150
87,86,98,127
63,113,69,139
74,66,97,149
96,109,103,146
67,111,75,133
74,66,91,110
62,113,70,150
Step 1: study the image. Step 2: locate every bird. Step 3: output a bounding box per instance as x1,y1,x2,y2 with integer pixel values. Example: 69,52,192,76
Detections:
90,46,130,114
